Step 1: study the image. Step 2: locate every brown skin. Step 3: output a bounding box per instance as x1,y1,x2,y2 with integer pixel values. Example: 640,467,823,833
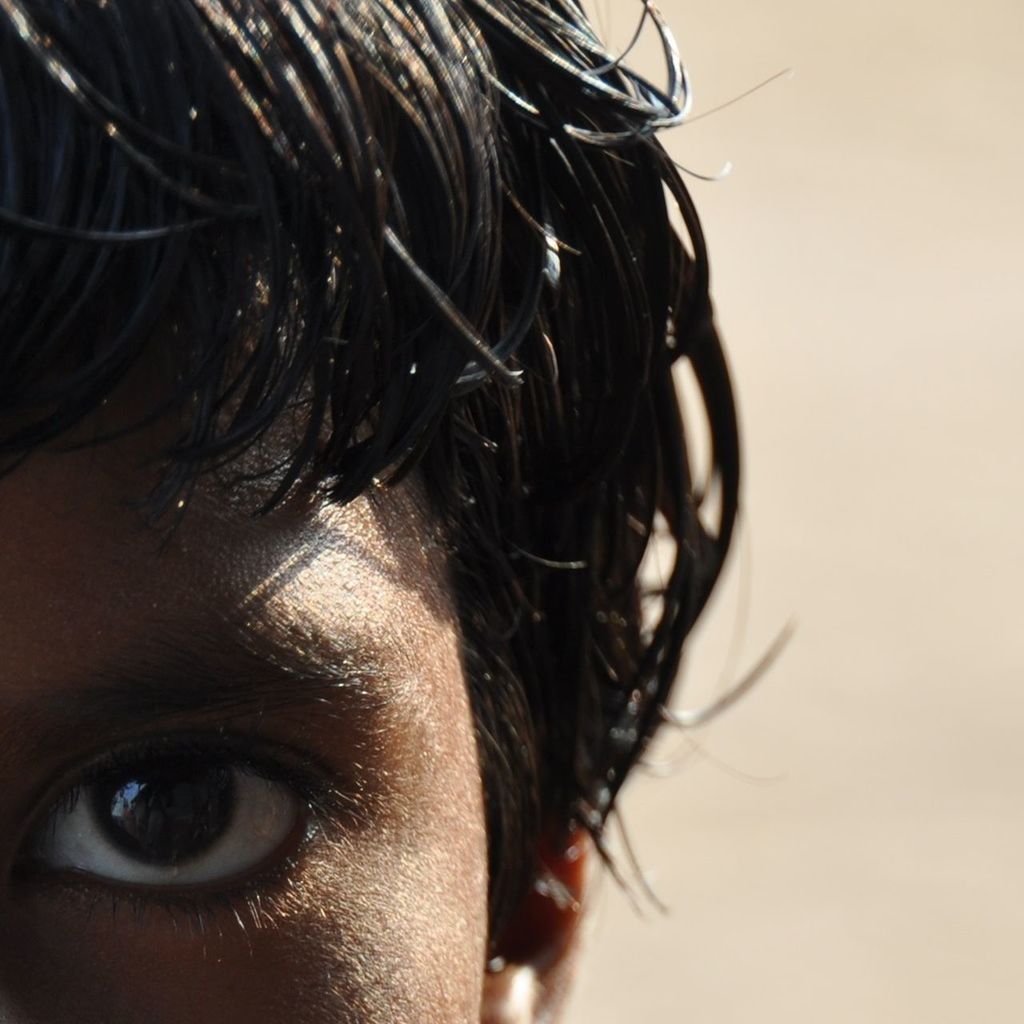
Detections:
0,427,584,1023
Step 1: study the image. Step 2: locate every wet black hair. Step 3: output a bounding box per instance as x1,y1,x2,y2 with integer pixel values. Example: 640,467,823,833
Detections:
0,0,739,941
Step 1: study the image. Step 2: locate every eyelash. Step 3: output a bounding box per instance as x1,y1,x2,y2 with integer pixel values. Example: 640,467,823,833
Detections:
44,858,301,936
16,732,352,930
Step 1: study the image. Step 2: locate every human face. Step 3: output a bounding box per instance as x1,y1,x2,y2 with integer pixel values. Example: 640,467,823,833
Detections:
0,433,491,1023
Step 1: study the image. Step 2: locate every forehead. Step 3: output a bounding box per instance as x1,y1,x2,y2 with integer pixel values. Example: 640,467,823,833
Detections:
0,432,456,708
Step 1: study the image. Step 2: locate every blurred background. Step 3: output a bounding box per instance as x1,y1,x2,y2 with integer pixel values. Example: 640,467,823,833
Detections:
569,1,1024,1021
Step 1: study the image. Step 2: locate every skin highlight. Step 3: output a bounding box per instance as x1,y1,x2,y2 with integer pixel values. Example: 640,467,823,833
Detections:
0,434,492,1023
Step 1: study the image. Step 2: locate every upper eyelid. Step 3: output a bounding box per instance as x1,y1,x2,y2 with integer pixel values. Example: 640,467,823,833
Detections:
14,729,352,864
5,630,390,784
58,741,289,807
0,625,392,857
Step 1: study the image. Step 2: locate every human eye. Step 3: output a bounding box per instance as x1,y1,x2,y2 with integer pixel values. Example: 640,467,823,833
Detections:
18,737,311,892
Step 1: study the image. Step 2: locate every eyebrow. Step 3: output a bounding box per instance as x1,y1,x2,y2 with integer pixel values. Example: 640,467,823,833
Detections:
7,618,393,754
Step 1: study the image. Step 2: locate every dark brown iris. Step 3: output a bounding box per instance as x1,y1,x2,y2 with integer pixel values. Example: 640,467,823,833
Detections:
91,759,235,866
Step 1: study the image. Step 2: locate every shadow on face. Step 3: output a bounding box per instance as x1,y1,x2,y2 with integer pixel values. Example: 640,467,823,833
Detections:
0,427,493,1024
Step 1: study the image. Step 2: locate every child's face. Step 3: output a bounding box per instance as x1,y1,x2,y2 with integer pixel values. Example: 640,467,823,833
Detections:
0,433,493,1021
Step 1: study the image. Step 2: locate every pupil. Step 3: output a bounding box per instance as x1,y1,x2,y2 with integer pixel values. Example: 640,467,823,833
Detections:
93,759,235,866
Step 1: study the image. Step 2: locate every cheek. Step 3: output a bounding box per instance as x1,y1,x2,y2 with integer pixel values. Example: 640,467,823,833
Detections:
0,671,489,1024
1,834,485,1024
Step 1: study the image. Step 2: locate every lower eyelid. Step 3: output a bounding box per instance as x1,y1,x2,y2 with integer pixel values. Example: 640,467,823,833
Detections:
12,854,310,938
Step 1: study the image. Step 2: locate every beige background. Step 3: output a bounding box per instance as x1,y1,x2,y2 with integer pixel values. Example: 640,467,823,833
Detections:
569,1,1024,1021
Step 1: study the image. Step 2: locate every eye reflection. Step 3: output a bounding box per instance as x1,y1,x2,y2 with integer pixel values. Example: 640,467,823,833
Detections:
25,747,305,888
97,759,236,865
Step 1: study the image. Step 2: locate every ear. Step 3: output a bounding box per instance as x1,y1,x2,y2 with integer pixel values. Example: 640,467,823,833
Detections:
481,828,589,1024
